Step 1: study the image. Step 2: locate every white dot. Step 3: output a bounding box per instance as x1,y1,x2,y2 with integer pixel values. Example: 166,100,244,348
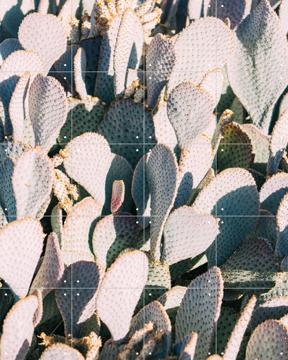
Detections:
64,136,67,139
221,4,224,7
4,208,7,211
64,77,67,80
76,280,80,283
280,353,284,356
149,352,152,355
136,136,139,139
77,293,80,296
64,293,67,296
221,220,224,224
64,280,67,283
136,221,139,224
149,293,152,296
148,136,152,139
221,148,224,152
149,220,151,224
221,208,224,211
136,149,139,152
64,64,67,67
4,293,7,296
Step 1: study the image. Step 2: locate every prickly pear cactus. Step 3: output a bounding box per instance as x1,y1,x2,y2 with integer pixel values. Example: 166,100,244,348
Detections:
1,0,288,359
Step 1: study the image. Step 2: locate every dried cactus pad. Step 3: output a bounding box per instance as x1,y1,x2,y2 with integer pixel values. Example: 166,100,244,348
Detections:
192,168,259,266
175,267,224,360
0,294,39,360
13,148,53,219
147,144,178,261
55,261,102,337
18,13,66,72
227,0,288,132
163,207,219,265
40,344,85,360
0,218,44,297
28,74,68,151
167,82,215,149
97,250,148,340
246,319,288,360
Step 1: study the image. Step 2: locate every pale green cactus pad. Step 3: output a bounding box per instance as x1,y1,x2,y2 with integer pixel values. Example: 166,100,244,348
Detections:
97,250,148,340
92,214,145,268
246,319,288,360
146,34,176,109
147,144,178,260
276,193,288,256
30,232,64,297
28,74,67,151
0,218,44,297
168,17,233,91
0,294,40,360
55,260,102,337
167,82,215,150
192,168,259,266
61,197,102,265
227,0,288,132
163,206,219,265
221,237,280,289
175,267,224,360
98,99,155,167
260,172,288,214
18,13,66,72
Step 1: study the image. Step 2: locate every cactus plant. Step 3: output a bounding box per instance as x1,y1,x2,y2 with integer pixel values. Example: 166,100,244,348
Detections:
2,0,288,359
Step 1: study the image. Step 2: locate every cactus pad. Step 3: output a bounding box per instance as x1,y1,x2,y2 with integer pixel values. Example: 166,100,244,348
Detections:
55,261,102,337
0,294,40,360
192,168,259,265
18,13,66,72
163,206,219,265
147,144,178,260
175,267,224,360
0,218,44,297
97,250,148,340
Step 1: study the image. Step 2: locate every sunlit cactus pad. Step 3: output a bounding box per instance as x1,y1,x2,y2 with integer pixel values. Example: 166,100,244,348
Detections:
1,0,288,359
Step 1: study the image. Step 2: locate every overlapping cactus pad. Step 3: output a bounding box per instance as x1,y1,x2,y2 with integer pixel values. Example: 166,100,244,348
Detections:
2,0,288,359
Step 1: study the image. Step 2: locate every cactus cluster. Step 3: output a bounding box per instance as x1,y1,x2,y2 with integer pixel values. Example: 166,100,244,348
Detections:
2,0,288,359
